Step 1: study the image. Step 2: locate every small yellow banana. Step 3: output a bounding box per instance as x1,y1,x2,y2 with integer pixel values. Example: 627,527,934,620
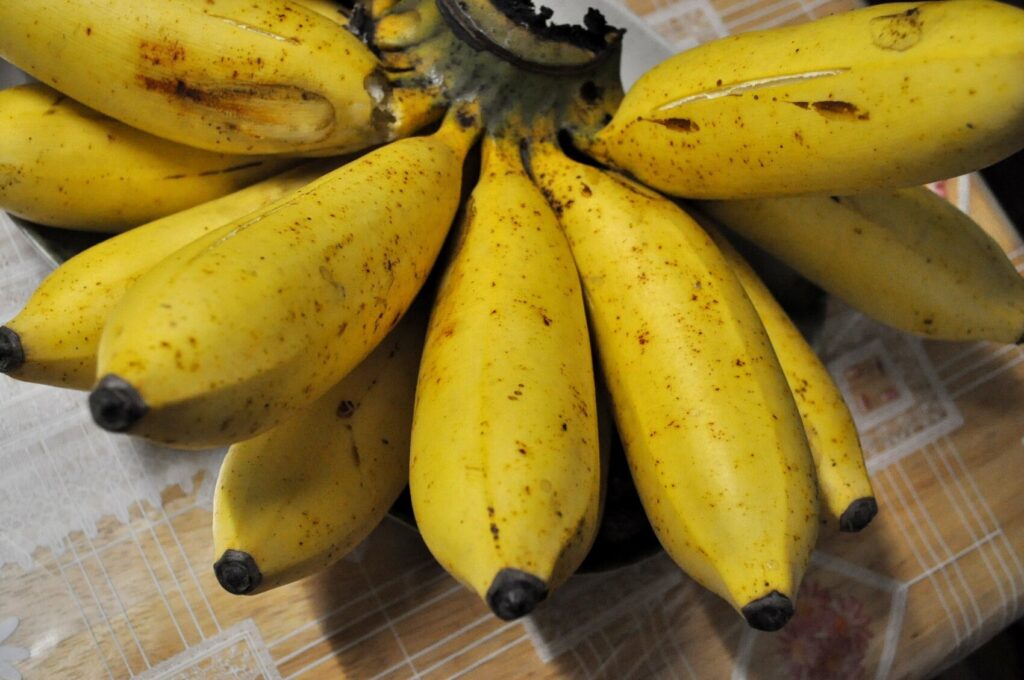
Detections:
700,187,1024,343
0,83,293,231
213,302,426,595
0,0,439,155
371,0,403,18
0,162,333,390
90,105,481,449
589,0,1024,198
293,0,349,25
374,0,443,51
704,225,876,533
530,140,818,631
410,133,601,620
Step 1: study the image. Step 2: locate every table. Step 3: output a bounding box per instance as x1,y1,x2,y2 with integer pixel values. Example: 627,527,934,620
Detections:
2,1,1022,678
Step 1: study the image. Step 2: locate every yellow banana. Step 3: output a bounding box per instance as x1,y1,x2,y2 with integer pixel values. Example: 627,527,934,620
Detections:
0,0,438,155
704,225,876,533
530,140,818,631
589,0,1024,198
213,302,426,595
293,0,349,25
0,162,333,390
700,187,1024,343
373,0,443,51
410,133,601,620
0,83,293,231
371,0,403,18
90,105,481,449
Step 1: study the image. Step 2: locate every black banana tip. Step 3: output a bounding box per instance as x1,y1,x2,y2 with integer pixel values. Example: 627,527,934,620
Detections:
89,374,148,432
741,591,794,631
0,327,24,374
214,550,262,595
840,497,879,532
486,568,548,620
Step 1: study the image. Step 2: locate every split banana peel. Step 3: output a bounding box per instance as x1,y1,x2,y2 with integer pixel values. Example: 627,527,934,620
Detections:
588,0,1024,198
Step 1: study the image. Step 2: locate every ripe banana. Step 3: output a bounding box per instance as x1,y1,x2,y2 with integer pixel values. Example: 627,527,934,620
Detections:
0,83,293,231
213,302,426,595
0,0,440,155
530,140,818,631
374,0,444,51
371,0,404,19
0,163,333,390
410,133,601,620
588,0,1024,199
703,224,876,533
699,187,1024,343
293,0,349,25
89,105,481,449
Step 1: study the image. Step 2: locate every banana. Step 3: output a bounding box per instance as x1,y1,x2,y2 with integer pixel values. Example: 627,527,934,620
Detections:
293,0,349,25
699,187,1024,343
371,0,404,18
0,83,293,231
89,104,482,449
588,0,1024,199
0,162,334,390
213,300,426,595
529,140,818,631
703,224,876,533
373,0,443,51
410,133,601,620
0,0,440,155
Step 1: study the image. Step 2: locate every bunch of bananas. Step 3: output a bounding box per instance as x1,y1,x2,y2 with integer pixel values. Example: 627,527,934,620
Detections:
1,0,1022,632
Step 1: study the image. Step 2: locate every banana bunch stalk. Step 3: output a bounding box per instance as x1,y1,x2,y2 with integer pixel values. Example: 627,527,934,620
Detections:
1,0,1023,631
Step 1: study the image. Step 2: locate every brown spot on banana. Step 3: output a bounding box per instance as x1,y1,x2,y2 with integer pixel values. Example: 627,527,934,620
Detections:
136,76,335,140
649,117,700,132
870,7,923,51
789,100,869,120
